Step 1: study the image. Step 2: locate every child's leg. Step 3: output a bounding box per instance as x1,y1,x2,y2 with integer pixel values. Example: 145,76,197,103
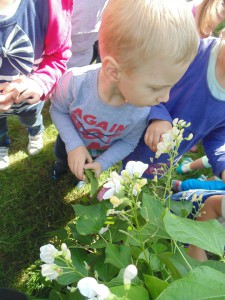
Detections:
0,116,10,170
181,179,225,191
52,134,69,180
18,101,44,155
176,155,211,174
187,195,224,261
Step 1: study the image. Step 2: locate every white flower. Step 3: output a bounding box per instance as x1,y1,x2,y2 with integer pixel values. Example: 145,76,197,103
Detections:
99,226,109,235
155,141,168,158
103,172,122,199
172,118,179,126
61,243,71,261
95,284,110,300
41,263,62,281
40,244,58,263
77,277,99,298
124,161,148,178
123,264,138,285
77,277,110,300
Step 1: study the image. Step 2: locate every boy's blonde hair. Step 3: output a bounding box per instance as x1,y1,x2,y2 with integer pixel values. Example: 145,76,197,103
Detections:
99,0,199,71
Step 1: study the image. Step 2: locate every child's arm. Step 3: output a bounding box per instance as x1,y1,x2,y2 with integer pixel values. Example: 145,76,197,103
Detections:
50,70,94,180
203,128,225,182
0,0,73,107
26,0,73,102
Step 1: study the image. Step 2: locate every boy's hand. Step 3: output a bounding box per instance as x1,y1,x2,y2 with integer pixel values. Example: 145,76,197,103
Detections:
68,146,93,181
144,120,172,152
2,76,43,104
84,161,102,178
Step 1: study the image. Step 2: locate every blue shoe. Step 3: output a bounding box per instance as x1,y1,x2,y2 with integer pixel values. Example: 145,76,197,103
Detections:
176,157,193,174
51,161,68,180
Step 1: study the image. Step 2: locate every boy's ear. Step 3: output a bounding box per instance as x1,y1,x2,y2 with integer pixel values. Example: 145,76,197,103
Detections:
102,56,121,82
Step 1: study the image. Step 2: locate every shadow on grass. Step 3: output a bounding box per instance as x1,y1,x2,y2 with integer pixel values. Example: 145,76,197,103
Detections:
0,128,81,290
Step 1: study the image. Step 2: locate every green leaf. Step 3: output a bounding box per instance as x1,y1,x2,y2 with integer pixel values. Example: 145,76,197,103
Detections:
49,290,66,300
73,204,107,235
110,285,149,300
164,210,225,257
104,220,129,242
107,268,142,287
139,195,169,241
95,260,119,282
105,244,132,269
140,194,164,221
166,199,193,218
157,266,225,300
144,275,169,300
84,169,98,197
157,252,182,280
56,249,87,285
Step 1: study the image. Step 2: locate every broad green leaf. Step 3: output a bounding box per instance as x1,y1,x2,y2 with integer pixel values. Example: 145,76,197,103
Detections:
56,249,87,285
166,199,193,217
164,210,225,257
105,244,132,269
104,220,129,242
84,169,98,197
110,285,149,300
159,246,225,278
49,290,66,300
140,194,164,221
157,252,182,280
157,266,225,300
139,195,169,241
95,260,119,282
144,275,169,299
151,242,168,254
128,221,169,247
73,204,107,235
68,290,84,300
70,223,94,245
149,254,164,272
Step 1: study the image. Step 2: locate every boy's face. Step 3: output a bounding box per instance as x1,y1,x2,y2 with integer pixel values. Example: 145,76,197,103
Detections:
117,57,191,107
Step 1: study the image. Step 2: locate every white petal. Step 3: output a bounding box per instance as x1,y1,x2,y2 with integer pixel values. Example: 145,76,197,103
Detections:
77,277,98,298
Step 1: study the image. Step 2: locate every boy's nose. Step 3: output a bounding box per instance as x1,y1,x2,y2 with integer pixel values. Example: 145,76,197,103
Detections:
157,89,170,104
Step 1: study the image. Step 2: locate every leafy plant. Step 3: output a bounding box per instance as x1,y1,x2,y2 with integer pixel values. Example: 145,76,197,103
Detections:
38,119,225,300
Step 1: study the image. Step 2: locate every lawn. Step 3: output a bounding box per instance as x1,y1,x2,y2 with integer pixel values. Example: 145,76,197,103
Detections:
0,101,209,297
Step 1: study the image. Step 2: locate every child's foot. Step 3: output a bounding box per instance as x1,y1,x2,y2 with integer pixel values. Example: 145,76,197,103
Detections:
176,157,193,174
28,133,43,155
197,174,207,181
172,180,182,192
0,147,9,170
51,161,68,180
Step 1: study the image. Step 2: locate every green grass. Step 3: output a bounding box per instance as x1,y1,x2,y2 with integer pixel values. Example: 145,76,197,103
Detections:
0,102,212,297
0,103,113,296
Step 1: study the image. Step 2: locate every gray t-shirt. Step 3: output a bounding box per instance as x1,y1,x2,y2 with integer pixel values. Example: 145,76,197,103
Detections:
50,64,150,171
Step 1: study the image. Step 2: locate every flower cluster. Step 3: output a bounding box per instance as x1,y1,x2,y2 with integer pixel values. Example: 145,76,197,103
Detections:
102,161,148,204
40,243,71,281
155,118,193,158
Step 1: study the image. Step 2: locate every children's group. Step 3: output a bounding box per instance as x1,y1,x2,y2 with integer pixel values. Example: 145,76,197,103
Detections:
1,0,225,262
